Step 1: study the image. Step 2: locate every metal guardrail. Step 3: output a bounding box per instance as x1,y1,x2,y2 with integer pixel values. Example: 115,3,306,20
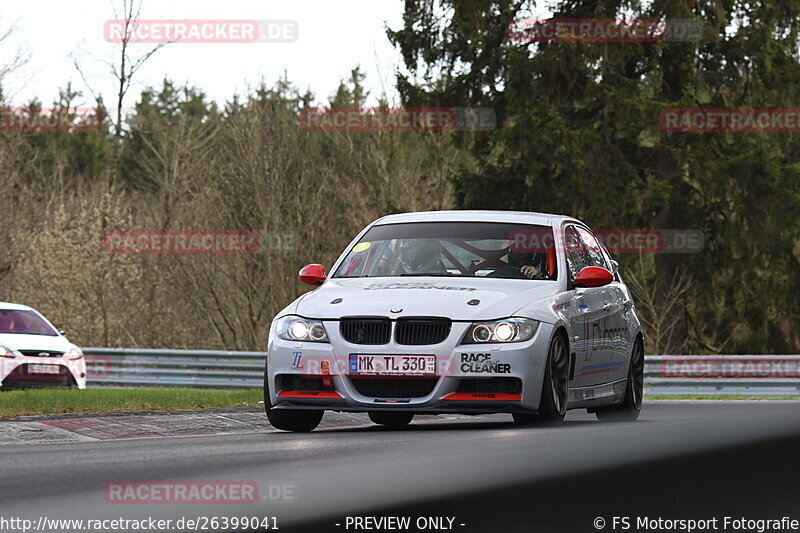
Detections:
83,349,800,395
645,355,800,396
84,348,267,389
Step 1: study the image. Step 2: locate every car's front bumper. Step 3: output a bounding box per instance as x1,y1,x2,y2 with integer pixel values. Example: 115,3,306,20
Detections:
267,320,555,413
0,356,87,389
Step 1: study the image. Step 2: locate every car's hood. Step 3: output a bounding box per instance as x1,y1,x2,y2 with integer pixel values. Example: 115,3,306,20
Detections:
0,333,72,352
291,277,561,322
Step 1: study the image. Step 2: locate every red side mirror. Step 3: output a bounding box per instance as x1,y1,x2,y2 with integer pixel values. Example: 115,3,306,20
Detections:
299,264,326,286
574,266,613,288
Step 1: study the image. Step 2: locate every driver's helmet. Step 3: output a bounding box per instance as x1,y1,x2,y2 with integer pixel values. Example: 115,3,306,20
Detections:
399,239,442,273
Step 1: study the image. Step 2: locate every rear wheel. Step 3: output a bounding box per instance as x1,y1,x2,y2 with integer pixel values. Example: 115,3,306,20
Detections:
513,333,569,425
369,411,414,428
263,368,324,432
595,338,644,422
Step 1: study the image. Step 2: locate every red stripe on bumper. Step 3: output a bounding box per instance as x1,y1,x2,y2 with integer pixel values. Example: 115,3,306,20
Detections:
576,366,622,377
443,392,522,401
277,390,343,399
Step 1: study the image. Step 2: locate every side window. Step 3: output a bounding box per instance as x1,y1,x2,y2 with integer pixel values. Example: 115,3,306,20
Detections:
564,225,591,279
576,227,610,270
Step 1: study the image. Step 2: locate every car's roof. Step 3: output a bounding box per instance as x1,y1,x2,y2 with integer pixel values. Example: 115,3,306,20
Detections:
0,302,35,311
372,210,579,227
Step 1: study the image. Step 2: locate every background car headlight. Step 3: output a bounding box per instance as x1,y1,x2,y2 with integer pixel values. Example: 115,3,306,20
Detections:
0,345,19,358
65,346,84,360
276,316,330,343
461,318,539,344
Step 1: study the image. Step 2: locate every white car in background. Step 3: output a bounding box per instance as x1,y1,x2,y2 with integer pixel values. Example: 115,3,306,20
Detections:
0,303,86,389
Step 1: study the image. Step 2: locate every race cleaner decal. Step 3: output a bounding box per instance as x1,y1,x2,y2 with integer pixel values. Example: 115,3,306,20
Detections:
363,282,476,291
460,353,511,373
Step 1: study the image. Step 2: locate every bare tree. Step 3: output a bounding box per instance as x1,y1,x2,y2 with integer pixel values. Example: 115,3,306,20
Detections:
73,0,168,140
0,18,30,288
10,189,144,347
625,253,692,355
0,17,31,100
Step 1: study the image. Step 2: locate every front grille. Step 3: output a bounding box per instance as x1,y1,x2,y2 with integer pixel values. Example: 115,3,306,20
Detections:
340,318,390,345
395,318,451,345
18,350,64,357
351,377,437,398
1,364,74,389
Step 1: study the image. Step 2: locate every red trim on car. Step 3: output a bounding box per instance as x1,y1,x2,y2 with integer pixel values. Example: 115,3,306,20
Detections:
277,390,343,399
443,392,522,401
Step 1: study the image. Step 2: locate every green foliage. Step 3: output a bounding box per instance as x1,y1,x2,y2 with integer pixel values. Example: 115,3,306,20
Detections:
2,72,463,350
389,0,800,353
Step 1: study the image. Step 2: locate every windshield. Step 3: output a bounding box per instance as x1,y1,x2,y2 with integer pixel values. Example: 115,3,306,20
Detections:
0,309,59,336
333,222,557,280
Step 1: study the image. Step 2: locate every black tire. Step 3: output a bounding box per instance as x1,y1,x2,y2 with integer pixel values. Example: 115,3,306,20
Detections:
369,411,414,427
595,338,644,422
267,408,323,432
263,367,323,432
513,332,569,425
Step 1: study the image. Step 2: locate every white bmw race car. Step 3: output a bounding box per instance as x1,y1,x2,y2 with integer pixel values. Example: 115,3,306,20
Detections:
0,302,86,389
264,211,644,431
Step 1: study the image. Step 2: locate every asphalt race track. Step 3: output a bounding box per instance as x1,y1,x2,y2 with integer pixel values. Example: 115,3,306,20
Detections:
1,402,798,532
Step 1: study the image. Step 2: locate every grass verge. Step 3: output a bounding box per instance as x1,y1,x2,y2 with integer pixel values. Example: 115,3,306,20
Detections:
1,389,795,418
646,394,800,400
0,388,263,418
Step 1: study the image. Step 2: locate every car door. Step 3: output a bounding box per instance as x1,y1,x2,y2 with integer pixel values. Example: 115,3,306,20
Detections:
562,224,611,388
593,238,634,383
574,226,631,383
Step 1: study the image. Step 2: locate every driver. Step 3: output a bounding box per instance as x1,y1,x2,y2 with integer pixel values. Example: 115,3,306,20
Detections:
0,312,16,333
510,251,544,279
398,239,446,275
488,250,546,279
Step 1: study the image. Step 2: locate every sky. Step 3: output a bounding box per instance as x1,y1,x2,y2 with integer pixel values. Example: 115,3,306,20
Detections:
0,0,406,111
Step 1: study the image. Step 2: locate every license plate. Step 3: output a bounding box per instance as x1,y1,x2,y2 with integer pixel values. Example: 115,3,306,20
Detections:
349,354,435,376
29,364,61,375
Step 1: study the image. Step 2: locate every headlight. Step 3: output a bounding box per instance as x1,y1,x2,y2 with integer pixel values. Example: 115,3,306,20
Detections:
65,346,84,360
461,318,539,344
276,316,329,343
0,345,18,358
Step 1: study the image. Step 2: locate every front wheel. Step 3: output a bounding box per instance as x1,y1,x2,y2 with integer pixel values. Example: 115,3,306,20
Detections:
369,411,414,428
595,338,644,422
513,333,569,425
267,408,323,432
263,368,323,432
